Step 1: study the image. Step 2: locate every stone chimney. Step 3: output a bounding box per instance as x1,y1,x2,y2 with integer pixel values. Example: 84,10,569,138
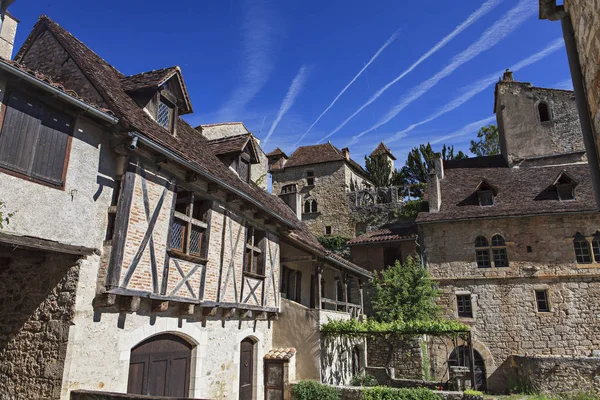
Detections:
341,147,350,161
0,3,17,60
428,155,444,213
502,69,513,82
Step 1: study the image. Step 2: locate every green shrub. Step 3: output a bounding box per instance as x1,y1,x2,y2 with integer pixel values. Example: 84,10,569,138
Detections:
350,373,378,387
292,380,340,400
362,386,439,400
463,390,483,395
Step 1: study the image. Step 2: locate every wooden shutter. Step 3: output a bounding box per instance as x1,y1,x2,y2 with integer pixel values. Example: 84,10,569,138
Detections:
31,108,72,185
295,270,302,303
0,91,42,174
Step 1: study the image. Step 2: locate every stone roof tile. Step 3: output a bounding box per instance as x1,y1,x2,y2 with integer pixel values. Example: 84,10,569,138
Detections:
264,348,296,360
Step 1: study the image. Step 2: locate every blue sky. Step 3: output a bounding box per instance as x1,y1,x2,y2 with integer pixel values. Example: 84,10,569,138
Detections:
11,0,571,167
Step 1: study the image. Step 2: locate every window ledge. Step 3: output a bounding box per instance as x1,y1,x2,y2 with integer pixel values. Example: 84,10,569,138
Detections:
243,271,266,280
167,249,207,264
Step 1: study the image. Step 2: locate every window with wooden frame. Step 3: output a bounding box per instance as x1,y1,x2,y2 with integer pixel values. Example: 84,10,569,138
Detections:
491,234,508,267
244,226,266,276
0,89,74,188
535,290,550,312
306,170,314,186
456,294,473,318
168,189,211,259
303,199,317,214
574,233,592,264
475,236,491,268
155,88,178,134
280,265,302,303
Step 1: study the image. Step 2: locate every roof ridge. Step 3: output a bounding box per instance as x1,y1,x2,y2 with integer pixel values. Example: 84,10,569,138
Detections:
123,66,179,79
207,133,251,143
200,121,245,127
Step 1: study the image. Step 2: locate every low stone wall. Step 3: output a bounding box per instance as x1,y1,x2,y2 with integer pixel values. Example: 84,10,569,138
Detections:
70,390,209,400
497,355,600,394
337,386,464,400
365,367,442,390
367,335,424,380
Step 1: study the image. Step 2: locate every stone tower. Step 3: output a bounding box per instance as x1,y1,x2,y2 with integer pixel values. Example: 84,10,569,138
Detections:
370,142,396,178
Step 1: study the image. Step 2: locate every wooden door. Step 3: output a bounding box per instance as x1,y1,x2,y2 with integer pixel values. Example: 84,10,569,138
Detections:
239,338,254,399
127,334,192,397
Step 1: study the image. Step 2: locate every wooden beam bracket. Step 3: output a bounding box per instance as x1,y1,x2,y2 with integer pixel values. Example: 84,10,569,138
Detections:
151,299,170,313
119,295,141,312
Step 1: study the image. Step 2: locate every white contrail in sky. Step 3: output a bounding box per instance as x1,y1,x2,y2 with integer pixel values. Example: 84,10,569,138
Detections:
263,65,311,146
319,0,503,143
349,0,537,144
384,38,565,143
553,78,573,90
430,116,497,145
217,1,275,121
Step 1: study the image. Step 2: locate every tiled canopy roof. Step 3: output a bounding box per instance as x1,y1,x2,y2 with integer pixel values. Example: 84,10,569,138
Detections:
264,348,296,360
348,221,417,245
281,142,369,179
14,15,370,279
417,162,596,223
371,142,396,160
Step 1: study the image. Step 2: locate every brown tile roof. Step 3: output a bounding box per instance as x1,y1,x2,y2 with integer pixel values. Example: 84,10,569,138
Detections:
264,348,296,360
0,58,114,116
417,162,597,223
371,142,396,160
266,147,288,158
14,15,369,277
207,134,252,156
348,221,417,245
283,143,369,179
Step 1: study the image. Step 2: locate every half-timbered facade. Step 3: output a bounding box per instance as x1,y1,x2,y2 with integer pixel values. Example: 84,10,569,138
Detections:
0,13,370,400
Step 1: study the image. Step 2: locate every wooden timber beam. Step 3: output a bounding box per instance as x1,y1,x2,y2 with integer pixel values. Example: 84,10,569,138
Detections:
151,299,170,313
120,296,141,312
238,309,252,319
282,255,315,263
178,303,195,316
0,232,96,256
202,307,218,317
226,194,240,203
207,183,219,194
94,293,116,308
185,171,198,182
222,308,236,319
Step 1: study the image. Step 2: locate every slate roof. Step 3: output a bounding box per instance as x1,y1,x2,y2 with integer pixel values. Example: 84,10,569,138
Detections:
280,142,369,179
264,348,296,360
348,221,417,245
14,15,370,278
417,162,597,223
371,142,396,160
208,134,253,156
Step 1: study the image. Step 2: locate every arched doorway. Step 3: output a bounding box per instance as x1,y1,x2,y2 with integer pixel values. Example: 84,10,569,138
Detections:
448,346,487,391
127,333,192,397
239,338,255,399
352,346,361,376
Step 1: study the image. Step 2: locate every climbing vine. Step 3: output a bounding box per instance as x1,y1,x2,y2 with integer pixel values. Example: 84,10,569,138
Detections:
320,318,469,337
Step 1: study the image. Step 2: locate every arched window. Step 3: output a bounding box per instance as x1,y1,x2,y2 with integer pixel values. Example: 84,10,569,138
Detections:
475,236,490,268
538,102,551,122
311,199,318,213
593,232,600,262
304,200,311,214
574,233,592,263
304,199,317,214
491,234,508,267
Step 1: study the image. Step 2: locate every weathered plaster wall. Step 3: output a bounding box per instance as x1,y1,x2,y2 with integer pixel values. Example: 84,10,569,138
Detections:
272,161,355,237
62,252,273,400
0,88,116,251
564,0,600,166
0,247,80,400
495,82,583,165
421,213,600,392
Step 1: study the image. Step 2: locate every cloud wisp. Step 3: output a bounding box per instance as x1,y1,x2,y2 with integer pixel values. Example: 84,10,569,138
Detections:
263,65,311,146
293,30,400,147
319,0,503,143
349,0,537,144
430,116,497,145
553,78,574,90
217,1,276,121
383,37,565,143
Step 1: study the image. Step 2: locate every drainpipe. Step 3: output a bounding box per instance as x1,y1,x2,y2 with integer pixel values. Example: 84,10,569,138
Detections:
548,5,600,209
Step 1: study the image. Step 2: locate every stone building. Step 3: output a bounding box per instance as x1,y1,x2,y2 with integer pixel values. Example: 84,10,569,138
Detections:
268,142,400,238
539,0,600,206
418,74,600,392
0,12,371,400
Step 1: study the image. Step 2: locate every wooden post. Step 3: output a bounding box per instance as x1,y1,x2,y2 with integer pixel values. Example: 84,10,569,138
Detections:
342,273,348,313
315,262,322,310
467,331,478,391
358,279,364,315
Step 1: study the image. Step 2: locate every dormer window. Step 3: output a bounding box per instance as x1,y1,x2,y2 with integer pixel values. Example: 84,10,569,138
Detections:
553,171,577,201
478,190,494,206
157,100,172,129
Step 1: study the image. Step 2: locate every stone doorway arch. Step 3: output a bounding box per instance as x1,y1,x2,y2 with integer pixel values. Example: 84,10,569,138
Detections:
448,346,487,391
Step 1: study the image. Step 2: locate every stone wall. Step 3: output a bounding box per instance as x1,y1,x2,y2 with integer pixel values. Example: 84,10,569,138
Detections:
0,247,81,399
321,334,365,386
495,81,583,165
272,161,356,237
498,355,600,394
421,213,600,392
564,0,600,167
366,336,424,380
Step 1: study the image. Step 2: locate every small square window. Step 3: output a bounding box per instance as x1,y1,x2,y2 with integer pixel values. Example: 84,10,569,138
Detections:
456,294,473,318
477,190,494,206
325,226,332,235
535,290,550,312
306,170,314,186
527,245,533,253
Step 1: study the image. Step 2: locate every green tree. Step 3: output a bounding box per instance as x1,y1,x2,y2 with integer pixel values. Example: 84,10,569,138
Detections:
364,153,392,188
397,143,467,198
469,124,500,157
372,256,441,323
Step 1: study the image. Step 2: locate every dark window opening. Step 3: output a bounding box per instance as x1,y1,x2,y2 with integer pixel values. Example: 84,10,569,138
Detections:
538,102,551,122
325,226,332,235
169,189,210,258
244,226,266,275
0,90,74,187
556,183,575,201
383,246,401,268
574,233,592,263
535,290,550,312
304,199,317,214
477,190,494,206
336,279,343,302
456,294,473,318
527,245,533,253
281,266,302,303
352,346,361,376
238,157,250,183
281,184,297,194
306,170,314,186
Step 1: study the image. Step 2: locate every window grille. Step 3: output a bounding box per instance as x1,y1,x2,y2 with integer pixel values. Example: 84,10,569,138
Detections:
535,290,550,312
574,233,592,263
168,190,210,258
457,295,473,318
157,101,171,129
475,236,490,268
306,170,314,186
491,234,508,267
244,226,266,275
478,190,494,206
